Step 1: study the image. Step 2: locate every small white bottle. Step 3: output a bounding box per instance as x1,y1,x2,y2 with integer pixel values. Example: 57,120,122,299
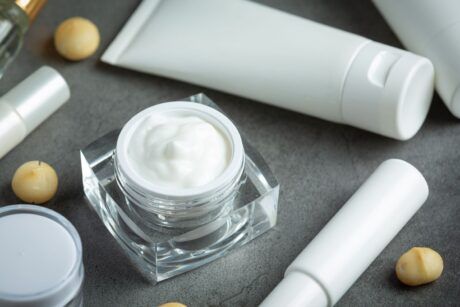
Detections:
0,66,70,159
103,0,435,140
260,159,429,306
373,0,460,118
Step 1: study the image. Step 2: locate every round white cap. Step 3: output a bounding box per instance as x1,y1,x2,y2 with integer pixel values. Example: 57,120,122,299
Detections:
341,42,434,140
2,66,70,133
260,271,329,307
0,205,83,307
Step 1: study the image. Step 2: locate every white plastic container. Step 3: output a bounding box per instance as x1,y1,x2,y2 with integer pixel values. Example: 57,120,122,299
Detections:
0,66,70,159
102,0,434,140
373,0,460,117
260,159,428,306
0,205,84,307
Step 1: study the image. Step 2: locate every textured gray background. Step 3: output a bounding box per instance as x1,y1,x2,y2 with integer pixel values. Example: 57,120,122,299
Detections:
0,0,458,306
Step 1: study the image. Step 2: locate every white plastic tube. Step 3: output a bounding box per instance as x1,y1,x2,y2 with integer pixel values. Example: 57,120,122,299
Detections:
0,66,70,159
260,159,428,307
102,0,434,140
373,0,460,117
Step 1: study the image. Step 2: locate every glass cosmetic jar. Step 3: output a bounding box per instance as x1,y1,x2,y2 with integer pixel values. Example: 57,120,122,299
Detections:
0,204,84,307
81,94,279,283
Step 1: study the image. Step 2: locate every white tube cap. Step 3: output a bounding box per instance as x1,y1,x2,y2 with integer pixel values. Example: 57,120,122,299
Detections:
2,66,70,133
341,42,434,140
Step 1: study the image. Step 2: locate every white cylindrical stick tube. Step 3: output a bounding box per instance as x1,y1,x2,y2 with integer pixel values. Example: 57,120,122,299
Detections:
261,159,429,306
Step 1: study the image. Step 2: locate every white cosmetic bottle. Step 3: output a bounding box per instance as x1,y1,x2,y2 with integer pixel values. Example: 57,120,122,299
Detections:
103,0,434,140
373,0,460,117
260,159,428,307
0,66,70,159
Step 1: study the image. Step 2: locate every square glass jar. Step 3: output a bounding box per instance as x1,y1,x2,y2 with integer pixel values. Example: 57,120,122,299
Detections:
80,93,279,283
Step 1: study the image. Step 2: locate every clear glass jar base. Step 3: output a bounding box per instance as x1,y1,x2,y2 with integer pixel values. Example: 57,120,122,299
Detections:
80,94,279,283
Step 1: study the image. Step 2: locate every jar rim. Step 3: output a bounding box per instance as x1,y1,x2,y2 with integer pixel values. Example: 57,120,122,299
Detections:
116,101,245,200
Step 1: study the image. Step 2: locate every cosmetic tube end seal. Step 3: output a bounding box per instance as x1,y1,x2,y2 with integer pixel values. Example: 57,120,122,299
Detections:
341,42,434,140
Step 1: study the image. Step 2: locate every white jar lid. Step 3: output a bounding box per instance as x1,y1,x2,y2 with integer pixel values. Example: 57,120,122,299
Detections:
0,205,84,307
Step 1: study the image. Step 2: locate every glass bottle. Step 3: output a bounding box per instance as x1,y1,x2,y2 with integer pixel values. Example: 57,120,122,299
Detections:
0,0,46,77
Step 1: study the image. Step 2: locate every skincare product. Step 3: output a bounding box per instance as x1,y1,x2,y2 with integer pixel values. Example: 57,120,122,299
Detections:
120,105,233,190
373,0,460,117
0,204,84,307
260,159,428,307
0,66,70,159
115,101,245,229
0,0,46,77
102,0,434,140
81,93,279,282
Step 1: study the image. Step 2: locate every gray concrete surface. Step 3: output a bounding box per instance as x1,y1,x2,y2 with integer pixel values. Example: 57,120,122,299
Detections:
0,0,458,306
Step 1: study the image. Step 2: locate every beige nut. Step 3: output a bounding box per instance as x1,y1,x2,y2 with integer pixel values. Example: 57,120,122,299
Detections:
158,303,187,307
54,17,100,61
12,161,58,204
396,247,443,286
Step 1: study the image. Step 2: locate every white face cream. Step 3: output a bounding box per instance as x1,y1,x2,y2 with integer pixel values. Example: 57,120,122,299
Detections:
127,112,231,189
116,101,244,200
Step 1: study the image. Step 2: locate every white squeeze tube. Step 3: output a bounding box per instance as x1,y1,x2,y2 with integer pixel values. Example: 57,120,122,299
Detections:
373,0,460,118
102,0,435,140
260,159,429,307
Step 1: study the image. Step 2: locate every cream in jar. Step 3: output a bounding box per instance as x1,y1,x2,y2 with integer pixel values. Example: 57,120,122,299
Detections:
127,112,231,189
116,101,244,204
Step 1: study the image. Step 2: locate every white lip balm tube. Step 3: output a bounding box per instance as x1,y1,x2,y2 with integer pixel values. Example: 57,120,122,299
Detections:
0,66,70,159
372,0,460,118
102,0,434,140
260,159,428,307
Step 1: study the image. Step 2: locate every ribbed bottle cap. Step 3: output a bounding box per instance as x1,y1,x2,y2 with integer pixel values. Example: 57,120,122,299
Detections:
0,205,83,307
341,42,434,140
2,66,70,133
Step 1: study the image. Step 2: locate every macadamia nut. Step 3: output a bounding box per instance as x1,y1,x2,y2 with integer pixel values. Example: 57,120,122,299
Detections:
396,247,443,286
158,303,186,307
54,17,100,61
12,161,58,204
